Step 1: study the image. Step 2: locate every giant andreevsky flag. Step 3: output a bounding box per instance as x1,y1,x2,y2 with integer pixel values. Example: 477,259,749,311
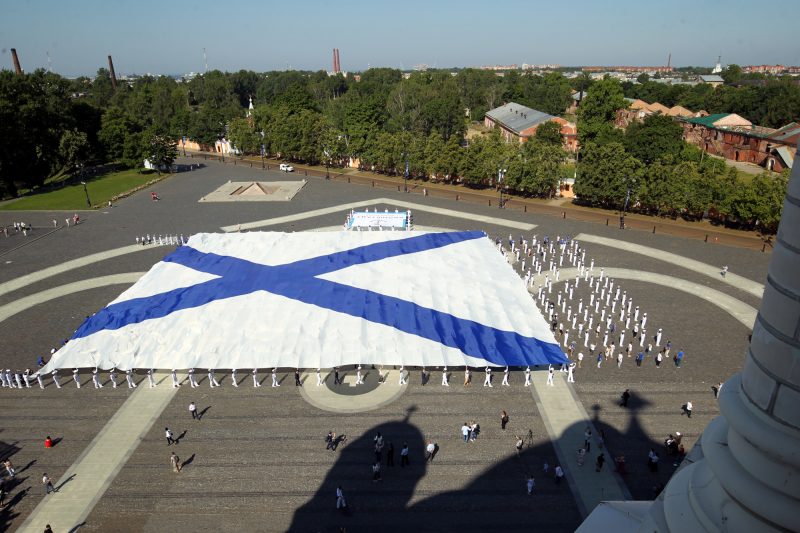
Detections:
42,231,566,372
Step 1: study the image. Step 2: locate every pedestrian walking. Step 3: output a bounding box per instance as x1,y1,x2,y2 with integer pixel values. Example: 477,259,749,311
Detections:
546,365,554,386
386,442,395,467
621,389,631,407
188,368,198,388
683,401,693,418
461,422,470,443
355,365,363,385
595,453,605,472
501,366,510,386
231,368,239,387
4,459,16,478
125,369,136,388
189,401,198,420
271,368,279,387
463,367,471,386
372,461,382,482
515,435,524,454
425,441,437,462
72,368,81,388
51,369,61,389
398,366,407,385
42,473,56,495
316,368,323,386
501,410,510,430
23,368,31,388
554,465,564,484
675,350,684,368
170,452,181,473
527,476,535,495
400,442,409,468
171,369,180,388
567,362,576,383
584,427,592,452
147,369,156,388
252,368,261,387
336,486,347,510
295,369,302,386
655,351,662,368
524,366,531,386
92,367,102,388
333,367,341,385
441,366,449,386
165,428,175,445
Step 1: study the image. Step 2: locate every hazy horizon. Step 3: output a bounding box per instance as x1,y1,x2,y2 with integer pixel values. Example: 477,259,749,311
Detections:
3,0,799,77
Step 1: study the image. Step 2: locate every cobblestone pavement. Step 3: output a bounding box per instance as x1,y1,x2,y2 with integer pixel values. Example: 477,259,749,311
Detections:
0,158,769,531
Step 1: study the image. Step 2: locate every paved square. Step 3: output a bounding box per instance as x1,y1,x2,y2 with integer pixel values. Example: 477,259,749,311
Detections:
0,157,770,532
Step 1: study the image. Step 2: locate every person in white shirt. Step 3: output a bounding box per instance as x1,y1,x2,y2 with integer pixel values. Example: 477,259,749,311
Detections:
72,368,81,388
501,366,510,386
51,369,61,389
189,401,198,420
524,367,531,387
546,365,554,386
461,423,470,443
316,368,323,386
398,366,406,385
356,365,364,385
271,368,279,387
188,368,198,388
125,369,137,388
231,369,239,387
23,369,31,388
171,369,180,388
207,369,219,388
483,367,493,387
441,367,449,386
252,368,261,387
567,362,576,383
147,369,156,388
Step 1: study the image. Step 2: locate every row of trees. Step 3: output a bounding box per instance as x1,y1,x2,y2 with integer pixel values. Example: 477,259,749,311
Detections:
1,65,794,231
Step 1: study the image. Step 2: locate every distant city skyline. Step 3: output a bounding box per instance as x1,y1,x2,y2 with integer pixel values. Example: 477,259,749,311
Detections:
2,0,799,77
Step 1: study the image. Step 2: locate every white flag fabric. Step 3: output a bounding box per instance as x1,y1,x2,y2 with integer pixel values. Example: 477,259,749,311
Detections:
42,231,566,372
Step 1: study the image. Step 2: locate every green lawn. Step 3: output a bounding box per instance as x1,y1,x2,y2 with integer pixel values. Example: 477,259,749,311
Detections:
0,169,160,211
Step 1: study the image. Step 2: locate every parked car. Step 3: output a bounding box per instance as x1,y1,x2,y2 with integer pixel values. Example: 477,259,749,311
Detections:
279,163,294,172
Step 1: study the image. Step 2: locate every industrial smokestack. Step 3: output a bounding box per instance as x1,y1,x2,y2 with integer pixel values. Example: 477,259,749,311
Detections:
107,55,118,90
336,49,341,73
11,48,22,75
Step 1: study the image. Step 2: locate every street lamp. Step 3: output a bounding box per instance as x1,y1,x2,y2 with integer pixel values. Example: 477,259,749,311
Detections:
620,186,631,229
80,181,91,208
404,154,409,193
260,131,266,169
498,167,507,209
324,149,330,180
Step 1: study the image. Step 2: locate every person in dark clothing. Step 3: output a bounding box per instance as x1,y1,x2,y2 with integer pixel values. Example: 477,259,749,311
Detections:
596,453,605,472
500,410,509,430
386,442,394,466
621,389,631,407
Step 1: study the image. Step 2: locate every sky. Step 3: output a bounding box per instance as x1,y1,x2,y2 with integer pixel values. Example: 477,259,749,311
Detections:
2,0,798,77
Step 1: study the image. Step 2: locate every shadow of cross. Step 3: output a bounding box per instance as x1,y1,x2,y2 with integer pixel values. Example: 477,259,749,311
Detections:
70,231,566,366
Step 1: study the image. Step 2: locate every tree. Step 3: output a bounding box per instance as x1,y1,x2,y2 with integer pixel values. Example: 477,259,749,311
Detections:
721,64,742,85
624,114,684,164
573,142,642,207
59,129,90,173
577,77,627,146
533,121,563,146
227,117,261,155
141,129,178,172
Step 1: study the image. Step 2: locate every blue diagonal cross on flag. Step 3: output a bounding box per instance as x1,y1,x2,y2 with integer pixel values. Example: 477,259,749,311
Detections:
52,231,565,371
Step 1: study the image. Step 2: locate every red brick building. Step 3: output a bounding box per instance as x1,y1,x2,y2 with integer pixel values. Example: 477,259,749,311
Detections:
484,102,578,152
681,114,797,172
